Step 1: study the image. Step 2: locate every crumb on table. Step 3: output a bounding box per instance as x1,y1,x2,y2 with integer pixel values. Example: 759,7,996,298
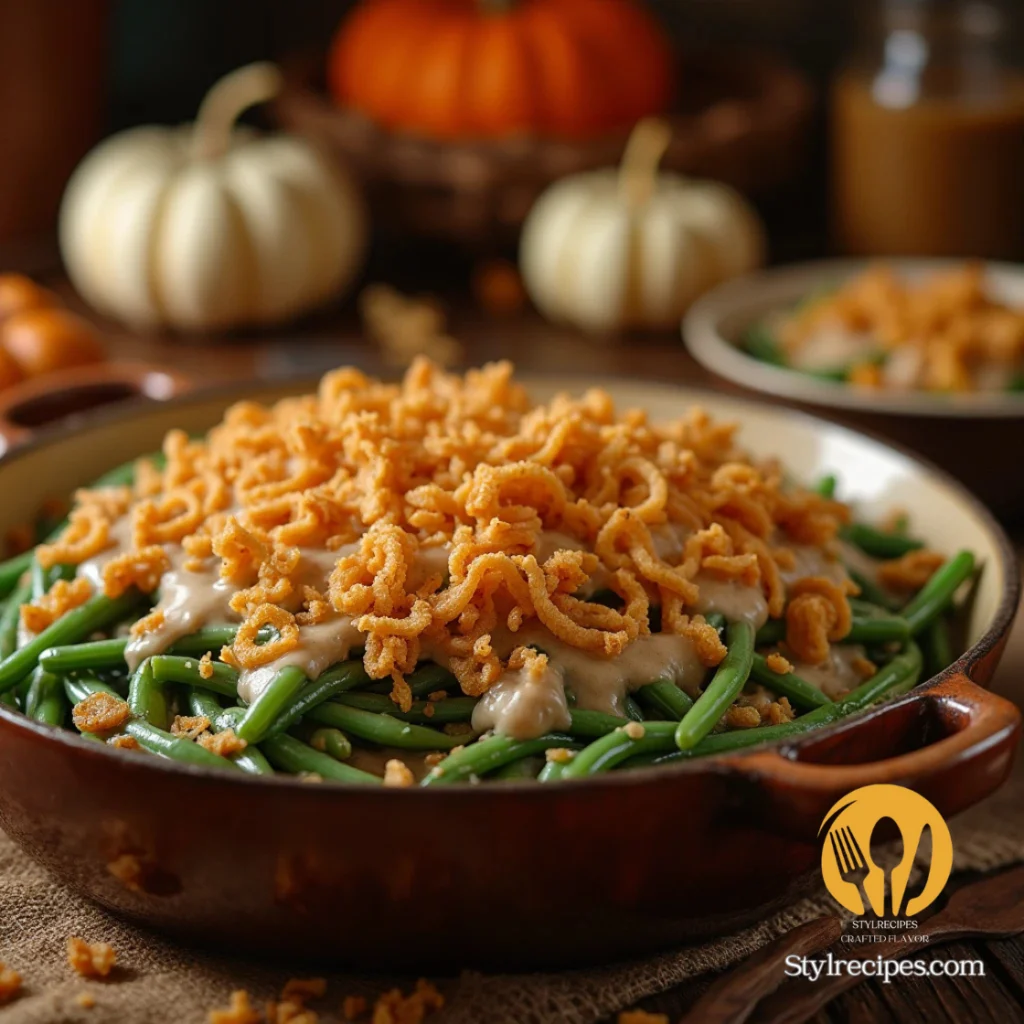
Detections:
208,990,261,1024
370,980,444,1024
0,962,22,1004
66,937,116,979
341,994,367,1020
617,1011,669,1024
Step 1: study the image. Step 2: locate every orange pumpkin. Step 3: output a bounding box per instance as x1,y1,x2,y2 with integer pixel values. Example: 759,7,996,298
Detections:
328,0,675,140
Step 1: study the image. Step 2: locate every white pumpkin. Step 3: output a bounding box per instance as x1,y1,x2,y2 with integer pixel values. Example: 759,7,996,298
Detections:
520,119,764,333
60,63,366,333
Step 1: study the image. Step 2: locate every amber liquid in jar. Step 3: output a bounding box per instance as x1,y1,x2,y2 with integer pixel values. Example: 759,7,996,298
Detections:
832,1,1024,259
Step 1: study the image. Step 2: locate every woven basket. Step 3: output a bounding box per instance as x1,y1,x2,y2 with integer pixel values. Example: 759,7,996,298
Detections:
275,51,814,248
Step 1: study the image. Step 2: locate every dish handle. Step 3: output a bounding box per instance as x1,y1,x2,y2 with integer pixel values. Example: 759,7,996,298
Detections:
0,361,192,456
719,674,1021,842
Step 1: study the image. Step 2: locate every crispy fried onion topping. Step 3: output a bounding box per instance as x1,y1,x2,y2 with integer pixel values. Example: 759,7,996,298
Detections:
46,359,850,703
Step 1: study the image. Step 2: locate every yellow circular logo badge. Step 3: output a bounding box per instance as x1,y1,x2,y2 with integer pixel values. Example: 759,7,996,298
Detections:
819,784,953,918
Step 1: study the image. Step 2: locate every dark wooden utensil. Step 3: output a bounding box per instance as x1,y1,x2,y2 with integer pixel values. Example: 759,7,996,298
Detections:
681,916,844,1024
753,864,1024,1023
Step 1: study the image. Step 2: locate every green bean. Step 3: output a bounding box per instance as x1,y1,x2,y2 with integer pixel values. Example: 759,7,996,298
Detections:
744,323,785,365
305,726,353,762
236,665,307,744
40,638,127,673
0,550,33,600
749,654,832,710
636,680,694,721
64,676,240,771
629,643,923,767
366,662,455,698
815,474,837,499
562,722,678,777
259,731,380,784
264,660,372,739
566,708,633,738
171,625,270,654
840,641,923,710
538,759,570,782
846,569,900,611
186,692,274,776
309,701,468,750
149,655,239,697
421,733,577,786
493,755,545,781
846,612,910,646
0,591,140,694
624,696,645,722
0,580,30,662
759,608,908,648
30,561,74,601
26,667,67,726
704,613,727,632
334,691,477,724
40,626,272,676
128,660,169,729
922,616,954,678
841,523,922,559
675,620,755,751
901,551,975,636
755,619,786,646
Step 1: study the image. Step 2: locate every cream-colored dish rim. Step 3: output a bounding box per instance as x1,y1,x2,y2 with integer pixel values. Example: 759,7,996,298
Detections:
684,258,1024,419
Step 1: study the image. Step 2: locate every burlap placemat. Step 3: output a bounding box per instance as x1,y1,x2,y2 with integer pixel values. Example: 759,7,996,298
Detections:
3,617,1024,1024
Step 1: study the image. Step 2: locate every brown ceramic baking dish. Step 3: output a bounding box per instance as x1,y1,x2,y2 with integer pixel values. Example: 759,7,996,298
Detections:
0,378,1018,969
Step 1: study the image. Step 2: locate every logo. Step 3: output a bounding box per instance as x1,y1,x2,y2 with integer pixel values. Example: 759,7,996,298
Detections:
819,784,953,918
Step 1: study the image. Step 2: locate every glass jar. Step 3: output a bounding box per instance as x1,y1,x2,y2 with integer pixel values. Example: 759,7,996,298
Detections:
832,0,1024,258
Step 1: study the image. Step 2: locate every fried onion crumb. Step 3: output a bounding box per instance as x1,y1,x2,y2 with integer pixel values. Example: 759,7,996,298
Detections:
209,990,261,1024
341,994,367,1020
725,705,762,729
383,759,415,788
544,747,576,764
108,735,141,751
66,937,115,979
75,991,96,1009
765,651,794,674
72,692,130,734
0,963,21,1004
197,729,247,757
371,980,444,1024
171,715,210,740
618,1011,669,1024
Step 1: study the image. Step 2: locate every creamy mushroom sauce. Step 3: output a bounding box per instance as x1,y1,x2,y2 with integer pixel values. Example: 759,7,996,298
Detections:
72,523,879,740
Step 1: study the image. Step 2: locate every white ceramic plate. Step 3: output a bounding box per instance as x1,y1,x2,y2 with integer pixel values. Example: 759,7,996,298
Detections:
683,258,1024,419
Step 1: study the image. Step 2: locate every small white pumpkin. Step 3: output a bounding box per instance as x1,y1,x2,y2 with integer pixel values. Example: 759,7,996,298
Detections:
60,63,366,333
520,119,764,333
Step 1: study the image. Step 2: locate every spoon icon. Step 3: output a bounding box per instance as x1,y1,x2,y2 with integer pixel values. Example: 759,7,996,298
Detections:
871,815,903,917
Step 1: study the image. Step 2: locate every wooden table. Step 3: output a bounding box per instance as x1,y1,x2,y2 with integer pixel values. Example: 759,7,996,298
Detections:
26,277,1024,1022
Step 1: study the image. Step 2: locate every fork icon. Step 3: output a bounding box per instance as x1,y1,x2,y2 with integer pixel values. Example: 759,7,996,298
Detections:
829,825,873,916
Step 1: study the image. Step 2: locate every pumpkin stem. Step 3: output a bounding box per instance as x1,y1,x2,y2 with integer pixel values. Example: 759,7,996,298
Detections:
192,62,283,160
619,118,672,208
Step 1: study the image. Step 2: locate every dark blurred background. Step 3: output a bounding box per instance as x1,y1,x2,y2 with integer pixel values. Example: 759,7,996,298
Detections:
107,0,854,127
